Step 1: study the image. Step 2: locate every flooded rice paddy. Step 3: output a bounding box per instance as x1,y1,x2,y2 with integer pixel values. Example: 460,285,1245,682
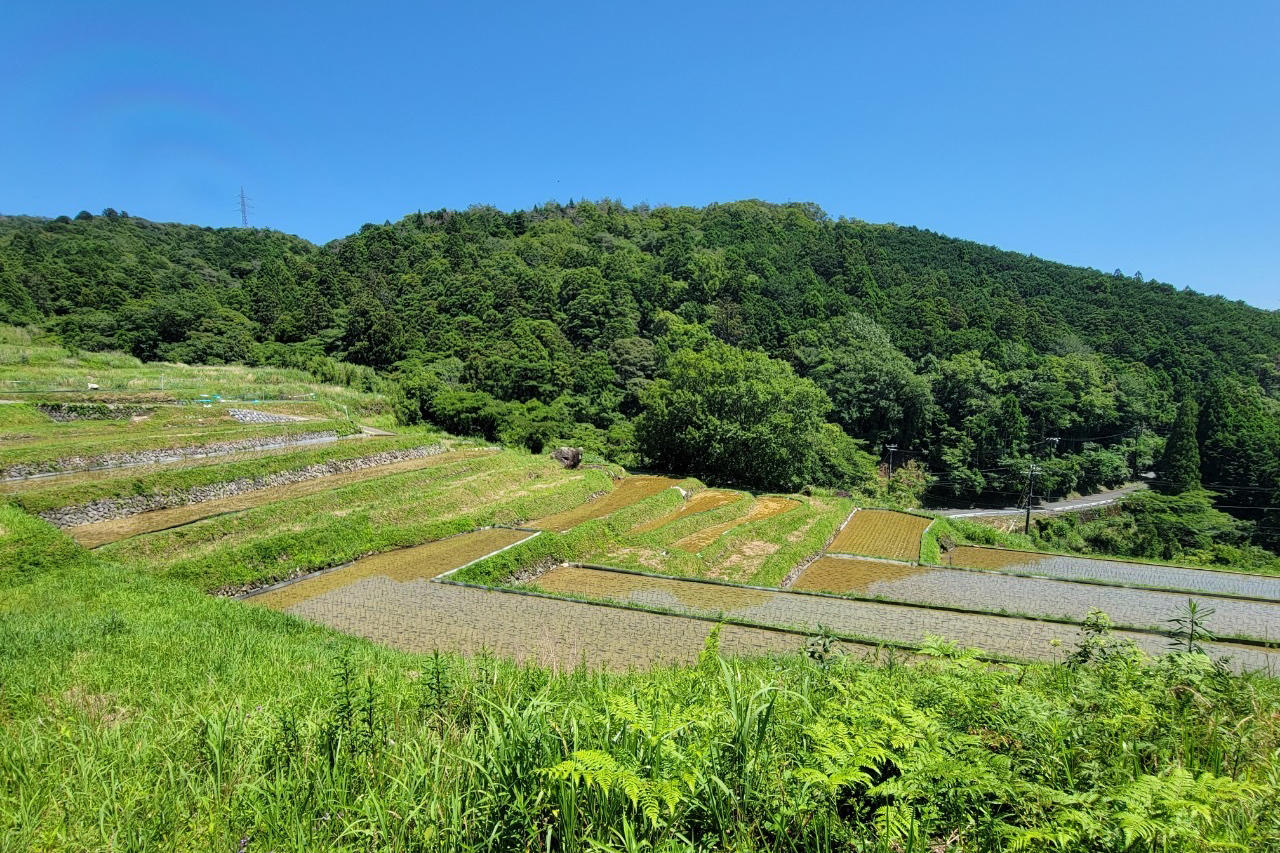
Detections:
284,577,812,670
829,509,932,561
530,475,682,532
70,451,487,548
671,496,800,552
247,528,816,669
795,555,1280,642
948,546,1280,601
529,565,1280,671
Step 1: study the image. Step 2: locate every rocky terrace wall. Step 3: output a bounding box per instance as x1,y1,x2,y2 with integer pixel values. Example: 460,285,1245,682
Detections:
41,443,446,527
2,431,340,481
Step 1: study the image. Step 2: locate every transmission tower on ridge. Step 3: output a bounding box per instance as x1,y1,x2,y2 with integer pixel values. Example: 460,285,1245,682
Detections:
238,187,251,227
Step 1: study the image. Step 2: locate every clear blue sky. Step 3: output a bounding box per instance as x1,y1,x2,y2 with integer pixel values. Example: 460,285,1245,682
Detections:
3,1,1277,308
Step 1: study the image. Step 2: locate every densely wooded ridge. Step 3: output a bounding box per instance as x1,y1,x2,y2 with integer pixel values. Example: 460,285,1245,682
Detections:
2,200,1277,561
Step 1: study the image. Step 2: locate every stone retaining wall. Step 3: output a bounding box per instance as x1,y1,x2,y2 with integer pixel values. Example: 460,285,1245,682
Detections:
36,403,153,422
42,443,445,527
2,431,339,481
228,408,304,424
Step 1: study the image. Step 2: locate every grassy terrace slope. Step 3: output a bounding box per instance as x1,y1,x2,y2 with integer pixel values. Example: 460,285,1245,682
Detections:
2,429,444,515
107,449,608,591
0,330,384,417
0,401,353,477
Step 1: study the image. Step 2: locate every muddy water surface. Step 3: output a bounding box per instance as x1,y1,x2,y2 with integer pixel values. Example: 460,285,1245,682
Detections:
793,556,931,593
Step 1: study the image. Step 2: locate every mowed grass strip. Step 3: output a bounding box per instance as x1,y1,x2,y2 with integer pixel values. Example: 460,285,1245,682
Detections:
829,509,933,562
530,474,681,532
0,348,384,415
672,496,800,553
249,527,534,610
69,449,486,548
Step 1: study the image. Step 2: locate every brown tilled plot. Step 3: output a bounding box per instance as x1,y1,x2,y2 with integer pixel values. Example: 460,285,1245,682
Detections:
829,509,932,562
793,555,933,594
630,489,742,534
247,527,534,610
530,475,681,532
672,496,799,552
69,450,489,548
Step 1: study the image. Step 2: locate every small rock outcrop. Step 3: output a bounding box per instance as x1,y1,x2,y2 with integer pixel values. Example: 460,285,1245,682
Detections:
550,447,582,469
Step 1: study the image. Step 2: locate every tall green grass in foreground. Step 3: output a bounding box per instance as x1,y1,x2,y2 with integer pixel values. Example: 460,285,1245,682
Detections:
1,509,1278,851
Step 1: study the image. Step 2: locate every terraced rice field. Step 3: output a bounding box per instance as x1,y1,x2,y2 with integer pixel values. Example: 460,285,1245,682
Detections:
829,509,933,561
529,565,1280,671
531,475,681,532
792,556,934,593
794,556,1280,642
0,402,344,474
671,496,800,552
249,528,814,669
630,489,743,534
103,452,601,590
249,527,535,610
69,450,488,548
0,434,383,497
948,546,1280,601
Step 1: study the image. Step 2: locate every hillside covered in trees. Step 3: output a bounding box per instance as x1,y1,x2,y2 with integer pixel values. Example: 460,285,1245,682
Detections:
2,201,1278,558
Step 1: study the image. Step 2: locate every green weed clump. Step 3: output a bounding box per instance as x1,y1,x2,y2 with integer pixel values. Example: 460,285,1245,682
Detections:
0,505,90,589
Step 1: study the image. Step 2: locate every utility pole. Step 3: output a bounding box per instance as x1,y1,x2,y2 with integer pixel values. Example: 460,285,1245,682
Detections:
886,444,898,478
238,187,251,227
1023,463,1039,536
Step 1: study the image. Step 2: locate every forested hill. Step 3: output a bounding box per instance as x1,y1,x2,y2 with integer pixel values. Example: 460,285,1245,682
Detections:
2,201,1278,548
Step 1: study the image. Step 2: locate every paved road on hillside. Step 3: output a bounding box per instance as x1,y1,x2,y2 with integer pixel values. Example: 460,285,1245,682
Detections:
932,483,1147,518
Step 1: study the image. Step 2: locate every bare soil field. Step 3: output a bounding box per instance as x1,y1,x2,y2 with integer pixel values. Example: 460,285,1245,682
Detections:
630,489,743,534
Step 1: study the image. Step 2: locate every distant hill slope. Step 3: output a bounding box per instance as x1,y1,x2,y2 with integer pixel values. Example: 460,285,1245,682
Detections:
2,201,1277,525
